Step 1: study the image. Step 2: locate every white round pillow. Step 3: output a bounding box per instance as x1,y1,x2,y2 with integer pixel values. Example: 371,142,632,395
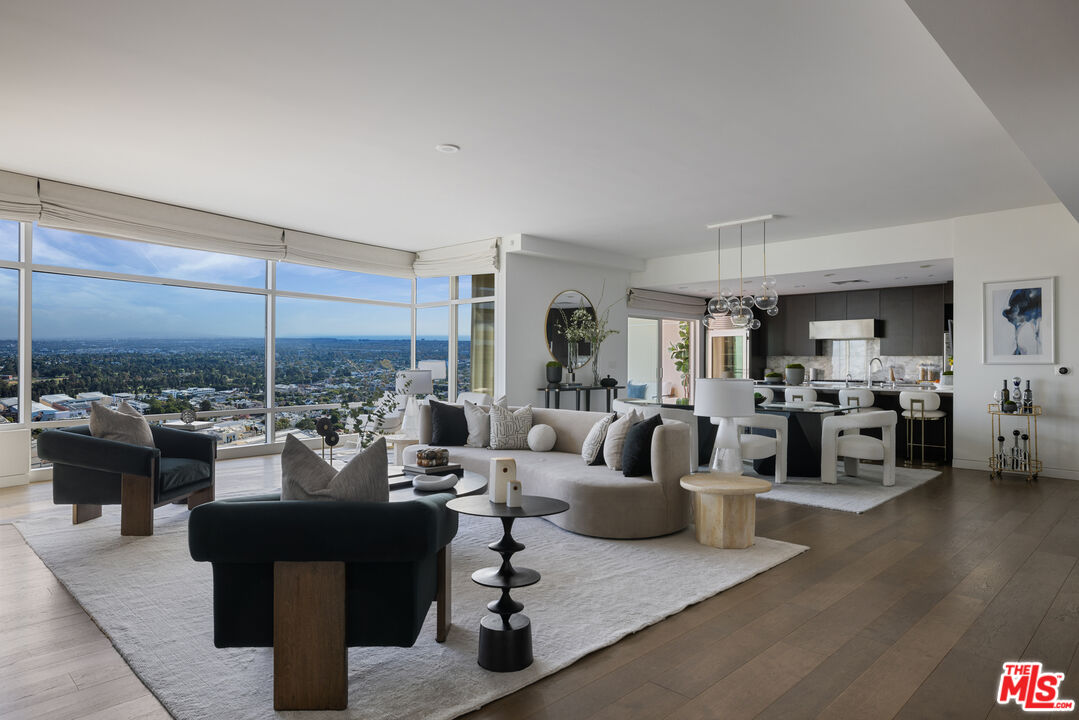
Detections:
527,424,556,452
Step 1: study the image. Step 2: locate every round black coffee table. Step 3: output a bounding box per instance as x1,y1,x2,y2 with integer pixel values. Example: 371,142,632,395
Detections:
445,494,570,672
388,470,487,502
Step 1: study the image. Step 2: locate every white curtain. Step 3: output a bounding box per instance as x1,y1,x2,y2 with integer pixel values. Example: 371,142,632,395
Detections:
282,229,415,277
413,237,499,277
0,170,40,222
38,180,287,260
627,288,708,319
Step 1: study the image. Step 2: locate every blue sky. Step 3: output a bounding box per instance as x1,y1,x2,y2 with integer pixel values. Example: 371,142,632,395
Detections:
0,225,492,340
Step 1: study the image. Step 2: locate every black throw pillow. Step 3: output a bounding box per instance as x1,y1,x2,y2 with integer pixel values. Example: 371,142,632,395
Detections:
622,413,664,477
429,399,468,446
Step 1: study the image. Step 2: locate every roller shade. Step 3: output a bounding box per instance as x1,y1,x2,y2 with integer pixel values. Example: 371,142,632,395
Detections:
38,180,286,260
0,170,40,222
413,237,499,277
283,229,416,277
627,288,708,319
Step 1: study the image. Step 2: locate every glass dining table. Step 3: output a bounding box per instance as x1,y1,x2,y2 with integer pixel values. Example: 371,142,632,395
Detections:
752,401,855,478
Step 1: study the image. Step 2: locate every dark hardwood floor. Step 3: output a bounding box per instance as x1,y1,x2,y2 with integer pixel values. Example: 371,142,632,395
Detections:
1,461,1075,719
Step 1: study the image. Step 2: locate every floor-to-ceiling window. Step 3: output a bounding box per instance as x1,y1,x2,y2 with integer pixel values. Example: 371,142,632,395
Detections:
0,219,497,471
0,220,17,421
627,316,699,403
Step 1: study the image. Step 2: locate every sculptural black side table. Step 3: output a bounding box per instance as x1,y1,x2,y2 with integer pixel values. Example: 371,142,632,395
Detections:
445,494,569,672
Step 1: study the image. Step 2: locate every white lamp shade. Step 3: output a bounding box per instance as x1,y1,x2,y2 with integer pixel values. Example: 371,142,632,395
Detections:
396,369,434,395
693,378,755,418
417,359,448,381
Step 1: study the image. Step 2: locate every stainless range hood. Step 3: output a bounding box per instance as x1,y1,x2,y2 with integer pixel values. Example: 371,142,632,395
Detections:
808,319,881,340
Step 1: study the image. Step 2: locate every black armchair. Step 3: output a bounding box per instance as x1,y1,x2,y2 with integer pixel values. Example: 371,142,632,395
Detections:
188,493,458,711
38,424,216,536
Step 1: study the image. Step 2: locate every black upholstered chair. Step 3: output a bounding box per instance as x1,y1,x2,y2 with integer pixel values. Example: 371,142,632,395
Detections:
188,493,458,711
38,424,216,536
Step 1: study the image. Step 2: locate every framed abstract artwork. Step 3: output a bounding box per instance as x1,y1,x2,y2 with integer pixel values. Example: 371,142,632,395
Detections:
983,277,1055,364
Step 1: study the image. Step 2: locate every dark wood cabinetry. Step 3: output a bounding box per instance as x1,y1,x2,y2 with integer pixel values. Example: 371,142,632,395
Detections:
760,284,945,358
783,294,817,356
814,292,845,321
912,284,945,355
845,290,880,319
879,287,914,355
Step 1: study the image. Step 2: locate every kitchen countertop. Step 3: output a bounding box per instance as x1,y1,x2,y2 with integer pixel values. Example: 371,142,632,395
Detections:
755,381,953,395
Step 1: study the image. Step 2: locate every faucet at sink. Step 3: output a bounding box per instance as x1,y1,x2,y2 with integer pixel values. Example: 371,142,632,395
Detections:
868,357,883,387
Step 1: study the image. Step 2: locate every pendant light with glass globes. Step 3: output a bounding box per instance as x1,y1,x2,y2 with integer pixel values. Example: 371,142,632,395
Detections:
704,214,779,331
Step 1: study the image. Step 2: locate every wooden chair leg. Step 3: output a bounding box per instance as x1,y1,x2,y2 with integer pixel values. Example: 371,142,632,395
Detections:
436,544,452,643
187,485,215,510
120,474,154,537
274,561,347,711
72,504,101,524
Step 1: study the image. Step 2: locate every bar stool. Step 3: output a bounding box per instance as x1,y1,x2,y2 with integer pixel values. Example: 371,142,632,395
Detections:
839,388,879,414
784,388,817,404
899,390,947,466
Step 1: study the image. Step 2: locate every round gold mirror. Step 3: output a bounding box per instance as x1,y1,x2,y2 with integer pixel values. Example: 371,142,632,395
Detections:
545,290,595,370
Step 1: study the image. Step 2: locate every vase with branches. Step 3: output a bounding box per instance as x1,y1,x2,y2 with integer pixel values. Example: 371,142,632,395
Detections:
555,284,621,386
341,365,410,450
667,321,691,403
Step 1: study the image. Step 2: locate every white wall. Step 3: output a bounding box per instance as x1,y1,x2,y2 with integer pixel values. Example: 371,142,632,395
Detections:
951,203,1079,479
0,427,30,487
497,245,630,406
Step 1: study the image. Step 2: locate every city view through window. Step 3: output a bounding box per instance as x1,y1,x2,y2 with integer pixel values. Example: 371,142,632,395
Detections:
0,222,495,467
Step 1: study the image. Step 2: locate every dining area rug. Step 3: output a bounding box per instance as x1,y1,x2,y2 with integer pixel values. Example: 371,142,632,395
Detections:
745,462,941,513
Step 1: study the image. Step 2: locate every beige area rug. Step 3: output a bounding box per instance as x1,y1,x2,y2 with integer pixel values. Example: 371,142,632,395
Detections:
15,471,807,720
743,462,942,513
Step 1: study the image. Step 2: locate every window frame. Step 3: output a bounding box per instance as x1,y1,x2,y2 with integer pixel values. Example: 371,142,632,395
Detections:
0,221,496,469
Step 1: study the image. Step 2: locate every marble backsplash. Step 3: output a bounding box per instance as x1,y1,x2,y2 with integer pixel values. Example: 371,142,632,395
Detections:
765,339,945,384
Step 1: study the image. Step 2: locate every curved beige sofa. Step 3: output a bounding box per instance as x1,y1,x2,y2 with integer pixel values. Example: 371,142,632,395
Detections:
404,405,691,539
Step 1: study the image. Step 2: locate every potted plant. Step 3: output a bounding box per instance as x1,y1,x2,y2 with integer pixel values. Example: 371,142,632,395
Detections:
764,372,783,384
754,391,765,406
667,321,691,403
785,363,805,386
545,360,563,386
940,370,953,387
555,283,622,386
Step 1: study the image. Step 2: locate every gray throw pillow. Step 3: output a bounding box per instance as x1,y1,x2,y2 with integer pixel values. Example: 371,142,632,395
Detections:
89,401,155,448
603,409,642,471
280,434,388,502
463,400,491,448
489,404,533,450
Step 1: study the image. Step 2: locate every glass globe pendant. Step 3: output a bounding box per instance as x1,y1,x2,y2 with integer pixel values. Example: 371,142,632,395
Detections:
751,220,780,315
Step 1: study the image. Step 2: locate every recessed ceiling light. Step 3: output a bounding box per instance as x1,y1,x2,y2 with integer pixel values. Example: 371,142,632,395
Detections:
928,274,935,277
678,286,689,290
435,144,461,153
824,273,835,277
895,276,908,280
919,264,933,268
794,284,806,288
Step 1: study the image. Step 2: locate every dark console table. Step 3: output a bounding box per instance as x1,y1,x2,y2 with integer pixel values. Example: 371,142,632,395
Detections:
537,385,624,412
445,494,570,672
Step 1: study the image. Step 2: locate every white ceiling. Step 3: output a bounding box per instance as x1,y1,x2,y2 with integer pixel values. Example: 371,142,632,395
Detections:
665,259,954,297
907,0,1079,223
0,1,1057,256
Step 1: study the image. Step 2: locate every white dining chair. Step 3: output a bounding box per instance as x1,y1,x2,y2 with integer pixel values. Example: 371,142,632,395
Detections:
784,387,817,404
735,413,788,484
838,388,879,413
821,410,898,486
899,390,947,466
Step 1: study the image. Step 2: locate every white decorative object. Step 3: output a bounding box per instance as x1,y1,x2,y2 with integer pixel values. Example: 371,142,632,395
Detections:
527,424,557,452
489,457,516,503
506,479,523,507
694,378,755,476
411,474,459,492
